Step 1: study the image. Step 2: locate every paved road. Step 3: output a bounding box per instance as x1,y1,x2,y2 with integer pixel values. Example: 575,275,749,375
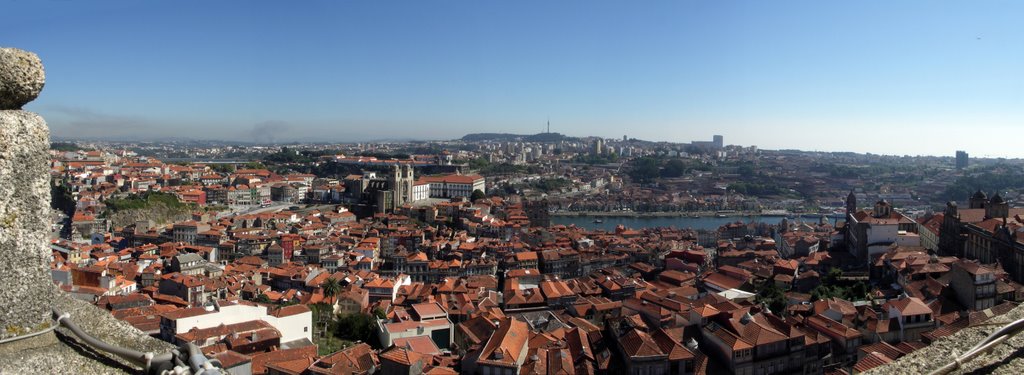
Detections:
216,202,294,218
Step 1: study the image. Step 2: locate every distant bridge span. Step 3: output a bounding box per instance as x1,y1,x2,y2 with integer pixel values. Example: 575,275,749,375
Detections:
161,158,258,164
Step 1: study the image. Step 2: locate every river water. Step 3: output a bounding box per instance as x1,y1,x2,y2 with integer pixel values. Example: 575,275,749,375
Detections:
551,215,843,231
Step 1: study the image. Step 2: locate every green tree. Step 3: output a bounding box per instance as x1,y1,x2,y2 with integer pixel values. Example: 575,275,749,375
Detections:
254,293,271,304
940,168,1024,202
661,159,687,178
467,157,490,170
264,147,315,164
322,278,342,301
629,157,661,183
103,191,188,212
528,178,571,193
335,312,379,346
50,142,90,152
242,162,266,170
737,163,755,176
754,280,788,315
479,163,532,176
209,164,235,173
824,267,843,285
810,268,871,302
470,189,486,202
310,303,357,355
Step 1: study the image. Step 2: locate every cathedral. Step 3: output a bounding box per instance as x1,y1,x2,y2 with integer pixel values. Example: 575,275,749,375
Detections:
388,163,416,209
347,164,416,213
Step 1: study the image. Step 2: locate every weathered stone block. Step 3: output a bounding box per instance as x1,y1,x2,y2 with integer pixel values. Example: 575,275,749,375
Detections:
0,48,46,110
0,110,56,339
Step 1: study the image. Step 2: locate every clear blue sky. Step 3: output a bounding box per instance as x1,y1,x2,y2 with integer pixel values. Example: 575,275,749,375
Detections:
4,1,1023,157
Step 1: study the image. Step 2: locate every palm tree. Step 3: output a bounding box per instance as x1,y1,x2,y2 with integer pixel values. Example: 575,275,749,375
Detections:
322,277,342,302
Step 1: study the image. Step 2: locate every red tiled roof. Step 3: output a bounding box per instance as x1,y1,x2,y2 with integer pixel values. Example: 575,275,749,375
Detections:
379,347,426,366
857,341,904,361
393,336,442,355
161,307,209,321
477,317,530,368
250,345,318,375
383,318,449,334
176,319,275,343
806,314,862,341
265,357,316,375
706,323,753,351
650,328,694,361
702,272,745,290
887,297,932,317
270,304,310,318
411,302,446,320
308,343,378,375
423,366,460,375
211,351,252,369
853,351,894,373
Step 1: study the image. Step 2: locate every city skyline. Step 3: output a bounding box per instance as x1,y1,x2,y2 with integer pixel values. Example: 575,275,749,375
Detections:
7,11,1024,370
5,1,1024,157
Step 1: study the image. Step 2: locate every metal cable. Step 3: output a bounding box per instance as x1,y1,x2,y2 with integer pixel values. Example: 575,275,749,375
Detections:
0,313,66,345
49,308,229,374
183,342,225,375
50,307,178,372
928,316,1024,375
1,307,228,374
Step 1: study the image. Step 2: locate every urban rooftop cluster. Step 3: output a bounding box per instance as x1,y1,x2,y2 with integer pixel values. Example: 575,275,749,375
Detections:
42,137,1024,375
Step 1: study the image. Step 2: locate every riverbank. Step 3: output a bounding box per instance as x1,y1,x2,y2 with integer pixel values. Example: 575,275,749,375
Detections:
551,210,843,219
551,214,844,232
552,211,766,218
552,215,766,231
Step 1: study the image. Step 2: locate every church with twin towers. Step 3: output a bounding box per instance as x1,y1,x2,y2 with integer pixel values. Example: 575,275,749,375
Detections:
381,163,416,212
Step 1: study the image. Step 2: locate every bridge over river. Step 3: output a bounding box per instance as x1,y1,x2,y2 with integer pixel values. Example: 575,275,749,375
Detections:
161,158,258,164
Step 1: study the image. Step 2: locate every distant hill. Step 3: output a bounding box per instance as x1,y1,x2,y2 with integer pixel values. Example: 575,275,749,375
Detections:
461,132,574,142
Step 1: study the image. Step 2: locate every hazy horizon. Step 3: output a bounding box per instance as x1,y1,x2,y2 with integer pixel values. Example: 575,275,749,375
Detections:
6,1,1024,158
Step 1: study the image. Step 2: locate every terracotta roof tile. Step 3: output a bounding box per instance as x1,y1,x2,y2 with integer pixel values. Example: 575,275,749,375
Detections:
477,317,530,367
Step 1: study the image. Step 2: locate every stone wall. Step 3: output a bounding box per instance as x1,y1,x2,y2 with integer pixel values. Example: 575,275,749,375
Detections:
867,303,1024,374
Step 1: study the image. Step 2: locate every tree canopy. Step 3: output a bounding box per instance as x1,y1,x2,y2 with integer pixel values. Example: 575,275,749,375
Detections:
322,278,342,300
335,311,382,347
941,168,1024,202
103,191,188,213
754,279,788,315
810,268,871,302
50,142,90,152
470,189,486,201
